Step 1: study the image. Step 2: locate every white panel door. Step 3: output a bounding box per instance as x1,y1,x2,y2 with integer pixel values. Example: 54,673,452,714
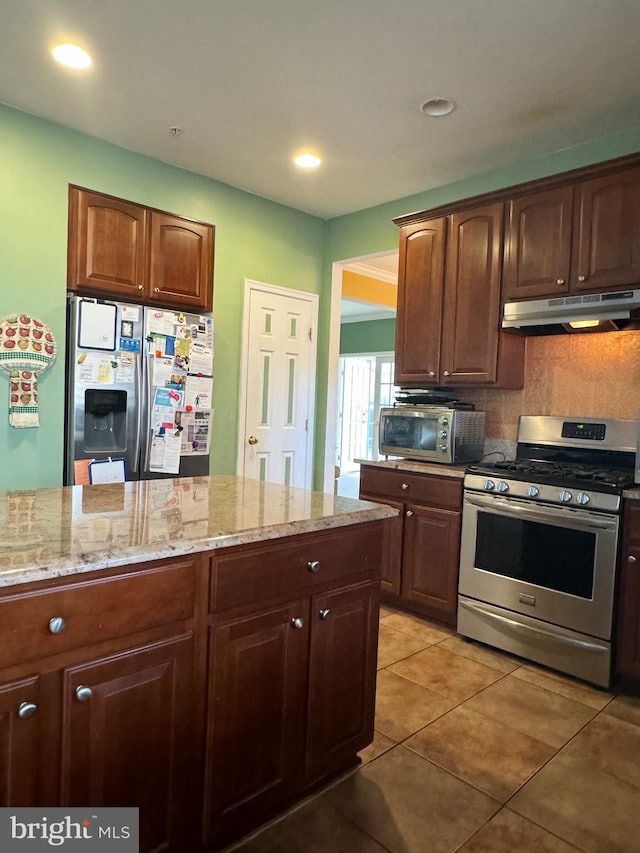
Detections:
240,282,317,488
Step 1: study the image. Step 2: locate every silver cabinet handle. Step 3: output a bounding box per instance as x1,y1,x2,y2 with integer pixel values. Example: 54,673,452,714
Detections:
75,685,93,702
428,370,436,377
319,609,331,620
18,701,37,720
577,275,586,282
406,510,414,517
291,617,304,630
628,555,637,564
401,482,409,490
307,560,320,573
556,278,565,285
48,616,66,634
154,287,160,293
137,284,144,290
443,370,451,377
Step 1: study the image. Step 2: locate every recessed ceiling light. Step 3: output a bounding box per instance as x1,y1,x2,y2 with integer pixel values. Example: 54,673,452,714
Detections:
294,153,321,169
52,43,92,69
420,97,456,117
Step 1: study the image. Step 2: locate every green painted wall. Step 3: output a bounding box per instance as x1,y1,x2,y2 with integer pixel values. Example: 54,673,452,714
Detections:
340,319,396,355
312,126,640,478
3,99,640,494
0,104,326,490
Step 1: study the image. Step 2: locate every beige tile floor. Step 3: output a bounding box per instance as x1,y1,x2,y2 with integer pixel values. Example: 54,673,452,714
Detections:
228,607,640,853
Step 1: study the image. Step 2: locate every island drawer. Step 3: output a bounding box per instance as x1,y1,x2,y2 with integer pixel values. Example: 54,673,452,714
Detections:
359,466,462,509
210,523,382,612
0,558,196,668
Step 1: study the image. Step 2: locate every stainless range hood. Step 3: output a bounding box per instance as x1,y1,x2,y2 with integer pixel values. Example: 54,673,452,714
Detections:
502,289,640,335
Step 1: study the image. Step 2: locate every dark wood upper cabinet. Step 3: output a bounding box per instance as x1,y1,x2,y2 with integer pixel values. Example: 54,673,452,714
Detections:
573,166,640,292
503,186,573,300
68,186,214,312
395,219,445,385
68,188,148,300
148,212,214,311
395,204,524,389
442,203,504,385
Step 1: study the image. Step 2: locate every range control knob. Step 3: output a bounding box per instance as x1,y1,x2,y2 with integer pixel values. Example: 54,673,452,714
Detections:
559,490,572,503
439,444,447,451
576,492,590,506
527,485,540,498
442,419,449,426
440,431,448,438
483,480,495,491
497,482,510,493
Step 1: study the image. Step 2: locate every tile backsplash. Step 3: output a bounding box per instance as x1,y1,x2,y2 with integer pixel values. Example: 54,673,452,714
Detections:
464,331,640,441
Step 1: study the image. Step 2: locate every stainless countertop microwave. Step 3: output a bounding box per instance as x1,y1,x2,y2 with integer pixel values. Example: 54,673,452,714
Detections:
378,405,485,464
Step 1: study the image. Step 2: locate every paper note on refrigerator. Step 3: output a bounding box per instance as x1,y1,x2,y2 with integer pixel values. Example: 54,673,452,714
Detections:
180,409,212,455
184,375,213,409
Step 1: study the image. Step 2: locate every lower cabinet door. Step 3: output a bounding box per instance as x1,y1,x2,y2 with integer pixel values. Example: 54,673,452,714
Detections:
401,504,461,625
305,581,379,782
205,600,309,848
0,675,44,806
60,635,198,853
360,494,403,595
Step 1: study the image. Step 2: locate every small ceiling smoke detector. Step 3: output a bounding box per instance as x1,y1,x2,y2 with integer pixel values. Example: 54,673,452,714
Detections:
169,127,184,137
51,43,92,69
294,152,321,169
420,97,457,117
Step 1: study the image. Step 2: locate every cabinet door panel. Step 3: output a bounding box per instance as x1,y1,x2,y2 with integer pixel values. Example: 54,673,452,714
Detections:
306,582,379,782
205,601,308,847
503,187,573,300
68,187,147,299
395,219,445,385
442,203,503,385
615,502,640,683
148,213,213,311
359,495,403,595
0,676,42,807
401,504,461,625
573,167,640,292
61,635,197,853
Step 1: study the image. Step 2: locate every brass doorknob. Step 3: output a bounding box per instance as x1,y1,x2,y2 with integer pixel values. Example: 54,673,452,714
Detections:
248,435,258,445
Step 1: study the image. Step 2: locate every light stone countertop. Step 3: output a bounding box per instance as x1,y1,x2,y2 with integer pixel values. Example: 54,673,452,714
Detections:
623,487,640,501
0,475,397,589
356,458,468,479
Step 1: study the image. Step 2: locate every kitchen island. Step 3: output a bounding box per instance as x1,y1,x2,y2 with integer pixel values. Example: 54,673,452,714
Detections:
0,476,396,852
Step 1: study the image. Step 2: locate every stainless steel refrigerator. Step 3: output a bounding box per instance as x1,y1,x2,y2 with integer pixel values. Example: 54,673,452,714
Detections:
64,294,214,484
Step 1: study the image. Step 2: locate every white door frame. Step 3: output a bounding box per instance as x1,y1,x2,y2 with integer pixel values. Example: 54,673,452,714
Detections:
237,278,319,488
323,252,398,493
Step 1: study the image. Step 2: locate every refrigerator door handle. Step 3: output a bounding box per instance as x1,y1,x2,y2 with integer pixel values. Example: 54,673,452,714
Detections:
141,352,154,472
130,351,143,473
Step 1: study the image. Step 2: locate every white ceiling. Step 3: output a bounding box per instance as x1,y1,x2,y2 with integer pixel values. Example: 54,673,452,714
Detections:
2,1,640,218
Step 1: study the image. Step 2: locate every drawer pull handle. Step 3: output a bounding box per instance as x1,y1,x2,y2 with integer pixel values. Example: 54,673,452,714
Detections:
577,275,586,283
401,483,409,490
628,555,637,564
406,510,414,517
154,287,160,293
556,278,565,286
48,616,66,634
18,701,37,720
137,284,144,290
75,685,93,702
319,609,331,621
307,560,320,573
291,617,305,630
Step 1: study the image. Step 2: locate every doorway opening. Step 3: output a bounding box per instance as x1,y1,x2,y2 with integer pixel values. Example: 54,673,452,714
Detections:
336,353,396,497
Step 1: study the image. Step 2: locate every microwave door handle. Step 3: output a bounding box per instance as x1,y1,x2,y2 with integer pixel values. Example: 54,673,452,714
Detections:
463,493,618,531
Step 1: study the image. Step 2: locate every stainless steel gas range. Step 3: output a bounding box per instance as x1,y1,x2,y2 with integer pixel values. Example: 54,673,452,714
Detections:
457,415,636,688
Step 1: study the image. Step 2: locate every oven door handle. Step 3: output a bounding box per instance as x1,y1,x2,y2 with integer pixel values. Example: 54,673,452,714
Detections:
463,493,618,531
459,598,609,653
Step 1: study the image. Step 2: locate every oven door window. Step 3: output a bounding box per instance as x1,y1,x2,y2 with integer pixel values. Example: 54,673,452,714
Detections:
475,511,595,599
382,415,437,451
